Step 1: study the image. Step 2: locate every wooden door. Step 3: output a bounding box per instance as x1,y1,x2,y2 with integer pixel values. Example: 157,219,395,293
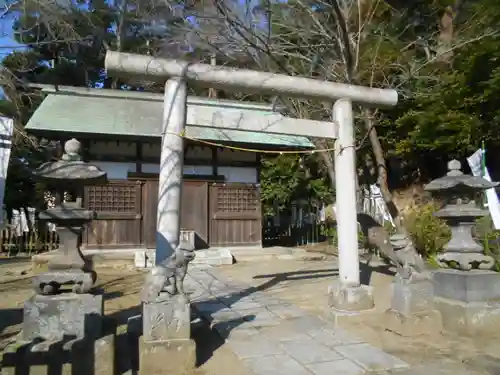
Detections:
209,184,262,247
83,181,143,249
141,180,209,249
181,181,209,246
142,180,159,248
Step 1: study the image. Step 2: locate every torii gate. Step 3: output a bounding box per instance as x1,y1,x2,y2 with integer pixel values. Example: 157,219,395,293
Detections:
105,51,398,311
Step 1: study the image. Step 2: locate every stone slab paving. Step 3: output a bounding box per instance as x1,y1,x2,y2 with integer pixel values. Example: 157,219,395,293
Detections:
185,266,410,375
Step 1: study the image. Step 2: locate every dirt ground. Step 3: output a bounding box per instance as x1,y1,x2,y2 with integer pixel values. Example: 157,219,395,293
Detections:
0,259,251,375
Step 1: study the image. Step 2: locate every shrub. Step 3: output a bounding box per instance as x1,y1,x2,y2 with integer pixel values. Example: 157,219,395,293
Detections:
403,202,450,259
320,220,369,252
475,215,500,270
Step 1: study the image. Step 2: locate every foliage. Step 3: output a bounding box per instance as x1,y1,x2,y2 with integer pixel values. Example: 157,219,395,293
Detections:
403,202,451,258
260,153,333,216
378,0,500,182
1,0,500,222
0,0,192,213
320,222,366,251
475,215,500,271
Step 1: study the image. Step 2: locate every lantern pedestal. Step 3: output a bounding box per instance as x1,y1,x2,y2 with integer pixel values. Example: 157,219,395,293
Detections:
433,269,500,335
384,273,442,337
423,160,500,336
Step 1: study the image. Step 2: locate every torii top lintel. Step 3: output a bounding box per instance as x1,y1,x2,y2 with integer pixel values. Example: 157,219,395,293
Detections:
105,51,398,108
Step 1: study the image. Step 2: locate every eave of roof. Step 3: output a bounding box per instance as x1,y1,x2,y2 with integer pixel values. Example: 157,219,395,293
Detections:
25,86,315,149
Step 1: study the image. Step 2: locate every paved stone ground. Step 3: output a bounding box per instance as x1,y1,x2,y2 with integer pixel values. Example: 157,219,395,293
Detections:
186,266,410,375
209,259,500,375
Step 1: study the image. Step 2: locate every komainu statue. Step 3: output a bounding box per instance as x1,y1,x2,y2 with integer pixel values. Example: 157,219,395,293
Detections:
357,213,427,278
141,242,196,303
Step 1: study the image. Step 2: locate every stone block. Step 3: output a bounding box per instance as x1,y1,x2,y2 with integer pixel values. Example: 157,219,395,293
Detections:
212,319,259,339
243,355,311,375
329,308,379,327
22,293,103,341
266,304,308,319
138,337,196,375
334,343,409,372
385,275,442,336
328,282,374,312
384,309,442,337
239,307,282,328
286,316,326,333
391,275,434,316
1,335,115,375
94,334,115,375
307,327,362,347
191,248,234,266
31,252,94,275
142,293,191,342
134,251,149,268
433,269,500,303
434,296,500,336
306,359,365,375
226,299,264,311
280,339,343,364
192,301,228,317
228,336,285,359
210,309,242,323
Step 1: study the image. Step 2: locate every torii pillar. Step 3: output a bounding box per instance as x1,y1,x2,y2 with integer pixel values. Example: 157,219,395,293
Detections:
105,51,398,312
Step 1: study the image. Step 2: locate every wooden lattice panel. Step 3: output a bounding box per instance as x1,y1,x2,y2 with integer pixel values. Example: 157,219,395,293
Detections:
215,186,259,213
86,184,138,212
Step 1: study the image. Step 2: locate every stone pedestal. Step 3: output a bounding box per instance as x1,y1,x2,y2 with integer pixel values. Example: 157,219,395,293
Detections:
140,293,196,375
139,338,196,375
328,281,374,312
433,269,500,335
1,293,114,375
1,334,114,375
385,274,442,336
22,293,103,341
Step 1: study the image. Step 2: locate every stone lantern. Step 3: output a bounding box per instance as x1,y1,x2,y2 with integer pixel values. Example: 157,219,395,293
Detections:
424,159,497,270
424,159,500,335
23,138,108,341
2,139,116,375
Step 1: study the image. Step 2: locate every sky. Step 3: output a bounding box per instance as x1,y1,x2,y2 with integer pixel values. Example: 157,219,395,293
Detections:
0,10,24,60
0,0,279,92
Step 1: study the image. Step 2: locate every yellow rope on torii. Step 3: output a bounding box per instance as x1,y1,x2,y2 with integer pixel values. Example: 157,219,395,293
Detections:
169,130,336,155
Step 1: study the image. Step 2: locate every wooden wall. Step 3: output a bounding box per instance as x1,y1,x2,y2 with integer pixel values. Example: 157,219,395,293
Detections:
82,180,262,250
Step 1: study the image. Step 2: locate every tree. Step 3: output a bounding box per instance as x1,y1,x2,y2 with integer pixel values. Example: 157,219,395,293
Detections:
260,153,333,217
0,0,194,213
182,0,500,236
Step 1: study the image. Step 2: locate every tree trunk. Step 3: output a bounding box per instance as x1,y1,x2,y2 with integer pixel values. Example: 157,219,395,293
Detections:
437,0,463,62
362,108,408,236
112,0,128,89
316,140,336,187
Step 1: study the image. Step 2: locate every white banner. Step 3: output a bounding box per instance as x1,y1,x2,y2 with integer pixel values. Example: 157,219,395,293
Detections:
467,148,500,229
361,184,395,227
0,117,13,227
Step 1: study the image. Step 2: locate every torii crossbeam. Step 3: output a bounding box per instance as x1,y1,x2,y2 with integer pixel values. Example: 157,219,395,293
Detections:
105,51,398,311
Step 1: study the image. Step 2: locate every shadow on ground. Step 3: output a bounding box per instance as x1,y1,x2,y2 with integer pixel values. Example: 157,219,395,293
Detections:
0,307,23,345
104,301,253,374
250,259,395,289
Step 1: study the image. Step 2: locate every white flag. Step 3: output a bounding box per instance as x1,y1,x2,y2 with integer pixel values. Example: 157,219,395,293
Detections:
0,117,13,227
467,148,500,230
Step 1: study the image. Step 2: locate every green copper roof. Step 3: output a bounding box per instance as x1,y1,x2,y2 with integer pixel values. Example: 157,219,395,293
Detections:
25,87,315,148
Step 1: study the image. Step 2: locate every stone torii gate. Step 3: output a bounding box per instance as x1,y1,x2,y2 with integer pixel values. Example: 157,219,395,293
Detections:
105,51,398,311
